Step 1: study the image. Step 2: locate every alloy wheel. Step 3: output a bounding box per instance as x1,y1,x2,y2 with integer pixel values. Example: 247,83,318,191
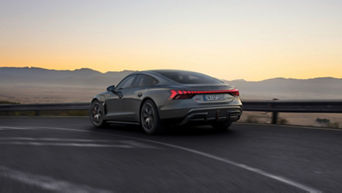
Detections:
141,103,155,132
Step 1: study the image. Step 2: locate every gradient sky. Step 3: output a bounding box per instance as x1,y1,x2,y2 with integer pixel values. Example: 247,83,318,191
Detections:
0,0,341,80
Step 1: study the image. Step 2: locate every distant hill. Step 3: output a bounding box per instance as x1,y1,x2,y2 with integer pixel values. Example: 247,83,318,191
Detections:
224,77,342,100
0,67,134,87
0,67,341,103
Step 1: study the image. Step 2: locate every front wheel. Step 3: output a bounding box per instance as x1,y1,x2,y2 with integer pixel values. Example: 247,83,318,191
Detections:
89,100,107,127
140,100,162,134
212,121,232,131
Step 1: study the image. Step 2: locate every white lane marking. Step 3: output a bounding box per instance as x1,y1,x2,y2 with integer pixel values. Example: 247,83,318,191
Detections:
0,126,35,130
0,137,112,142
0,139,159,149
138,139,322,193
64,128,323,193
0,137,158,148
0,165,113,193
120,140,159,149
0,126,322,193
0,141,134,148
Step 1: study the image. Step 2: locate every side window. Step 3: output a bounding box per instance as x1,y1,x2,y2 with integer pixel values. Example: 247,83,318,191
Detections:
136,75,159,87
116,75,136,89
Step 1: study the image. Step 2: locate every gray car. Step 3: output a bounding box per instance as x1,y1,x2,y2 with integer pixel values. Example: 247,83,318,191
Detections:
89,70,242,134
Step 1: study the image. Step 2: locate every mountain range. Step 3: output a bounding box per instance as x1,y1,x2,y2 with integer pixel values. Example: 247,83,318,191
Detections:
0,67,341,103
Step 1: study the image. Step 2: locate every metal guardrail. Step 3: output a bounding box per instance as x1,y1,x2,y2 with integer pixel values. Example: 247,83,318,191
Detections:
0,101,342,124
243,101,342,113
243,100,342,124
0,103,90,116
0,103,90,111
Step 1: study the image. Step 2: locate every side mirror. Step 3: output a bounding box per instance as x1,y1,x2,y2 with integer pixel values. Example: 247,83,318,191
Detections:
106,85,116,92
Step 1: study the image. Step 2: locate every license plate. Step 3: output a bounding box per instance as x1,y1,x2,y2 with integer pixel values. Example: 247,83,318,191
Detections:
203,94,225,101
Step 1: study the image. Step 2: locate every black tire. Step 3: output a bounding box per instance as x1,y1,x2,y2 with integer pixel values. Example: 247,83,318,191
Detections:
89,100,107,128
140,100,162,134
212,121,232,131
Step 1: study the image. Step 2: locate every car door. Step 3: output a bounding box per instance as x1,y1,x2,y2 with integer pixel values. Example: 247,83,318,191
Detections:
106,75,137,121
130,74,159,119
116,75,143,122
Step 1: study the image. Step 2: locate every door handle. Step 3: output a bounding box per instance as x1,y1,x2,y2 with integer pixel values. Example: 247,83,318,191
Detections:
137,92,143,97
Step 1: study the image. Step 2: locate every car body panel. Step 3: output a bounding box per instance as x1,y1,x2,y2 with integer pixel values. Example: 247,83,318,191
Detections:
91,70,243,126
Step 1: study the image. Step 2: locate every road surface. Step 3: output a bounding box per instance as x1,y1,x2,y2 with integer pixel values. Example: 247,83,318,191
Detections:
0,117,342,193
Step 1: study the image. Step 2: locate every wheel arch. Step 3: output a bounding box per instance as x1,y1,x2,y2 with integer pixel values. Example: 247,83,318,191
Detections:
90,98,99,103
90,95,107,114
139,97,159,122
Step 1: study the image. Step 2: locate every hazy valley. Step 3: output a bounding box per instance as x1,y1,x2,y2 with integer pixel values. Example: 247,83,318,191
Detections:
1,67,341,104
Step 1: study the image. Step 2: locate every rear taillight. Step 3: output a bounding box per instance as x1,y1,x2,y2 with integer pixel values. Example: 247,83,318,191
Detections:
169,89,239,99
229,89,239,96
170,90,195,99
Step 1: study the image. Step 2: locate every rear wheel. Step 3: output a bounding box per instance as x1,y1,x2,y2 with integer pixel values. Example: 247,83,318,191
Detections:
89,100,107,127
212,121,232,131
140,100,162,134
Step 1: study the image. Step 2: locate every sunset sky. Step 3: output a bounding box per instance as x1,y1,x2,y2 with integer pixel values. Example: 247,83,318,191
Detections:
0,0,341,81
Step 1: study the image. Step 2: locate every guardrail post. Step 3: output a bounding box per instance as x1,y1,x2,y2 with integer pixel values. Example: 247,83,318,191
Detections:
271,112,278,124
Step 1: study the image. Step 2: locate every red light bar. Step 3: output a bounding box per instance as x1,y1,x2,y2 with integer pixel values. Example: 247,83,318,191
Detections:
169,89,239,99
170,90,178,99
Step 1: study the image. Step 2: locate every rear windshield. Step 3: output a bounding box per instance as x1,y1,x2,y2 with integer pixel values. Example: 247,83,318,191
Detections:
158,71,223,84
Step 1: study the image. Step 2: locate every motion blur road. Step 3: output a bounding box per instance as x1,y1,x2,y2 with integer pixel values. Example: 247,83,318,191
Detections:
0,117,342,193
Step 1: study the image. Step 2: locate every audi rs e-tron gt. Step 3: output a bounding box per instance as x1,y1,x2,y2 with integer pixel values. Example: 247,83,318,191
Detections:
89,70,242,134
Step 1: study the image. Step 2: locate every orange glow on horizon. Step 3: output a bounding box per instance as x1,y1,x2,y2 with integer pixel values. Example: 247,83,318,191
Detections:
1,0,341,81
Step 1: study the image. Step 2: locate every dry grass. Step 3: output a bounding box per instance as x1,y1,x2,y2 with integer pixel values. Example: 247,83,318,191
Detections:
239,111,342,129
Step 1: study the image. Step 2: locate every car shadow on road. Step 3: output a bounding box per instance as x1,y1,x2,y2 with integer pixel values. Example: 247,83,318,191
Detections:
89,123,238,137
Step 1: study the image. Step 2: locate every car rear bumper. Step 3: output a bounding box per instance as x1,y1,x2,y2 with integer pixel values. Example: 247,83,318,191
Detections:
159,105,242,125
179,106,242,125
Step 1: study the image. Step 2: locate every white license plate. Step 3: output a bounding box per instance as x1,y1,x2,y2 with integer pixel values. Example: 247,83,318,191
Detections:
203,94,225,101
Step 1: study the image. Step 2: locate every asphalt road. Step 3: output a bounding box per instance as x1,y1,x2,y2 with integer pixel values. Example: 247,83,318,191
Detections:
0,117,342,193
